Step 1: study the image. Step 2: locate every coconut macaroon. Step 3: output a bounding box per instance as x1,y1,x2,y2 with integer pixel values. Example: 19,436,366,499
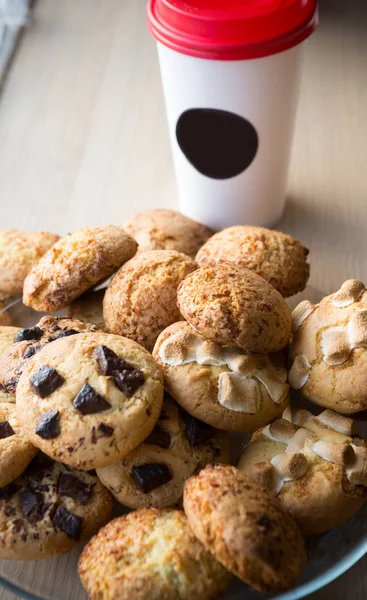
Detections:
195,225,310,297
237,406,367,534
289,279,367,413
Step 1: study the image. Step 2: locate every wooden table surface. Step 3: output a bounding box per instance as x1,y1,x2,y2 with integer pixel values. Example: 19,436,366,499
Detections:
0,0,366,598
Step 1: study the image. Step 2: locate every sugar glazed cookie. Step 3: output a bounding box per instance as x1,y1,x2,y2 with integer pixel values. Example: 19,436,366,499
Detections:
289,279,367,413
16,333,164,469
0,454,113,560
177,264,292,352
0,229,60,295
183,464,306,593
79,508,231,600
97,394,230,509
67,289,106,330
103,250,197,351
0,403,37,487
23,225,137,312
124,209,213,258
153,322,289,432
0,316,100,395
237,406,367,534
196,225,310,297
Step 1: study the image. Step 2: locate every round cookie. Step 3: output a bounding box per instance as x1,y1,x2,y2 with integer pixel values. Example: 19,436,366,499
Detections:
183,464,306,593
0,326,21,358
0,316,100,395
0,403,37,487
16,332,164,469
124,208,213,258
79,508,231,600
67,289,106,330
289,279,367,413
196,225,310,297
237,406,367,535
23,225,137,312
97,394,230,509
153,322,289,432
177,264,292,352
103,250,197,351
0,229,60,295
0,453,113,560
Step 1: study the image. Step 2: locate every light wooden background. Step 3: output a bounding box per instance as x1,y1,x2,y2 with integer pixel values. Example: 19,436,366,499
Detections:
0,0,366,598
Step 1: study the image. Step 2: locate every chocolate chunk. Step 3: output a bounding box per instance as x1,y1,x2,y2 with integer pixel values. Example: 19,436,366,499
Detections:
0,483,17,501
52,505,82,539
3,378,19,394
181,411,216,447
5,506,16,516
23,346,37,359
94,345,129,375
30,366,64,398
35,410,60,439
73,383,111,415
20,489,45,523
145,426,171,449
46,329,80,343
15,326,43,343
98,423,114,437
58,474,93,505
113,369,145,397
0,420,15,439
131,464,172,494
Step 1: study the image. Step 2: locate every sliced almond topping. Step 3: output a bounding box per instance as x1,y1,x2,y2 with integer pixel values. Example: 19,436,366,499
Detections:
288,354,311,389
254,369,289,405
292,300,316,334
347,309,367,349
263,419,297,443
311,440,355,466
218,372,260,414
282,406,313,426
248,462,275,493
346,445,367,486
271,452,308,480
321,326,351,366
332,279,365,308
286,428,315,454
315,409,356,436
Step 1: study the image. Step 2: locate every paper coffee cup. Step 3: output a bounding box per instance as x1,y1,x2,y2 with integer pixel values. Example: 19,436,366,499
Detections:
148,0,318,231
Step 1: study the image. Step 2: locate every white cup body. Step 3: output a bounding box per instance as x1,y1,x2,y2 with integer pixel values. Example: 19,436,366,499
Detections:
157,42,304,230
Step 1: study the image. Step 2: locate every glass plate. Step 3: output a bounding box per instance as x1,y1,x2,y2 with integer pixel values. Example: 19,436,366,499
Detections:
0,287,366,600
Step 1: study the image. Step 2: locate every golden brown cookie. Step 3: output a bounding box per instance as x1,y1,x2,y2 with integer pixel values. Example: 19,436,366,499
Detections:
103,250,197,351
153,322,289,432
289,279,367,413
177,264,292,353
0,326,21,358
0,316,100,395
237,406,367,535
16,332,164,469
23,225,137,312
97,394,229,509
183,464,306,593
78,508,231,600
196,225,310,297
124,208,213,258
0,403,37,487
67,289,106,330
0,390,14,404
0,454,113,560
0,229,60,295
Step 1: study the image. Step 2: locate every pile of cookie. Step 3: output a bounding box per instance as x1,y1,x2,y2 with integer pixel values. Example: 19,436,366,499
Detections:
0,211,366,599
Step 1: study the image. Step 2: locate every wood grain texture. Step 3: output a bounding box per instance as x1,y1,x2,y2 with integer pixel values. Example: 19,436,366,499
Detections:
0,0,366,598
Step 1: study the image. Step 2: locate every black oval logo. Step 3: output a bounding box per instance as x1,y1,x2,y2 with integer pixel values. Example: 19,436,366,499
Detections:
176,108,258,180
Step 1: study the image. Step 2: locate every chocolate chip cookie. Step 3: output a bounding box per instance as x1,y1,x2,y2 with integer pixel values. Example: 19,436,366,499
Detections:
0,403,37,488
97,394,229,509
0,326,21,358
0,453,113,559
16,333,164,469
23,225,137,312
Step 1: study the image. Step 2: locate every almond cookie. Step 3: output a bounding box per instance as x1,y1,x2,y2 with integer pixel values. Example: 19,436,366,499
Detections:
23,225,137,312
0,229,60,295
0,403,37,487
0,326,21,358
16,333,164,469
153,322,289,432
0,453,112,560
237,406,367,535
67,289,106,330
289,279,367,413
0,316,100,395
124,208,213,258
79,508,231,600
196,225,310,297
183,464,306,593
103,250,197,351
177,264,292,353
97,394,229,509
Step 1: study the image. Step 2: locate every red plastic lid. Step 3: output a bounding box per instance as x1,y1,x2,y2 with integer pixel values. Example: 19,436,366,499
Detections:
147,0,318,61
